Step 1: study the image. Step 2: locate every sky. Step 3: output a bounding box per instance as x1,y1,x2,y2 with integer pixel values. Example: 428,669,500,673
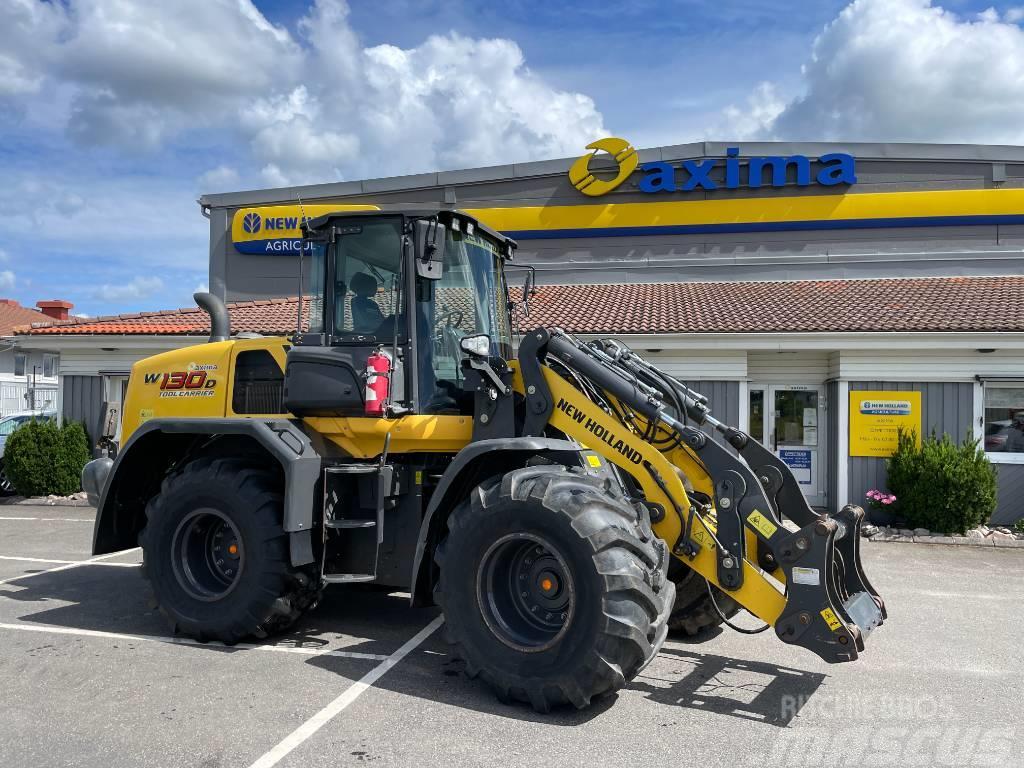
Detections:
3,0,1024,316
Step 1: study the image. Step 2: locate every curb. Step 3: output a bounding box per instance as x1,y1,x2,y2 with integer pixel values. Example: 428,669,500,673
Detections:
863,528,1024,549
0,496,91,508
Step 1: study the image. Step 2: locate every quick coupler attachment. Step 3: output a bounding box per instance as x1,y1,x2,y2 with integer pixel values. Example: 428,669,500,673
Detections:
771,507,886,663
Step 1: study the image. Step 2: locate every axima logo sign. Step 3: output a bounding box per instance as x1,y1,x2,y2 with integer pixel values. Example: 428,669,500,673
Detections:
568,137,857,197
568,138,640,197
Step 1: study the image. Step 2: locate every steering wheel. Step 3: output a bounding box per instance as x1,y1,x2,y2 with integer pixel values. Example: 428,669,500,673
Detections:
434,309,464,331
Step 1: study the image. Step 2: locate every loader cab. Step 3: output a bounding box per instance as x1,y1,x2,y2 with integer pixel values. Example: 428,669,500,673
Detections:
285,210,515,417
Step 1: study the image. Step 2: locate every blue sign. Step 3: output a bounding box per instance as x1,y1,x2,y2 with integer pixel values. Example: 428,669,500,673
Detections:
779,449,813,486
638,148,857,193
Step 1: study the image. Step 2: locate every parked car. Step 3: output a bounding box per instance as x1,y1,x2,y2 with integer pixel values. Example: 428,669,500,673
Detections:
985,420,1012,451
0,410,57,493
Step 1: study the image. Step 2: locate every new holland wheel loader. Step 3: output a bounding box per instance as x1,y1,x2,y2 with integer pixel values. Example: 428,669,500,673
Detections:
83,208,886,711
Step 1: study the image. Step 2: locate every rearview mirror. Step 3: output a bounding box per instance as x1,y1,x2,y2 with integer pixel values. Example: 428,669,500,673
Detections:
460,334,491,358
521,270,536,317
413,218,446,280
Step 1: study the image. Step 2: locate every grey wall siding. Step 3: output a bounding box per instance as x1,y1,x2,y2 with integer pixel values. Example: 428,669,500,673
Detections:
847,381,975,516
992,464,1024,525
826,380,839,512
62,375,104,444
695,380,740,452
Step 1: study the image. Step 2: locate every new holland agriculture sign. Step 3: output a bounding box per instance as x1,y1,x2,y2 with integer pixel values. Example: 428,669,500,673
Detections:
231,204,378,255
567,137,857,197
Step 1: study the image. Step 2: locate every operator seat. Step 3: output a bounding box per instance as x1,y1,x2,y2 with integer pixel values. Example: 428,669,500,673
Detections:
351,272,384,333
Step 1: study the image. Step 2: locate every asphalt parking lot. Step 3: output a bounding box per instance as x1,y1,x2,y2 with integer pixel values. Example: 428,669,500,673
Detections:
1,504,1020,768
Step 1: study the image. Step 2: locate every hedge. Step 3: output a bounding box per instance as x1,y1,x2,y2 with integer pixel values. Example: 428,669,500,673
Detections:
5,419,91,497
885,429,997,535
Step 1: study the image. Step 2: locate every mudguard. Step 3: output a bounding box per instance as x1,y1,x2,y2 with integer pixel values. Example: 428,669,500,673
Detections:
408,437,588,606
87,418,326,565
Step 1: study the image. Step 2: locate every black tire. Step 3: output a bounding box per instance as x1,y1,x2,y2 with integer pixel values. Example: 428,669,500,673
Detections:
434,466,674,712
0,461,14,495
667,560,740,637
139,458,320,643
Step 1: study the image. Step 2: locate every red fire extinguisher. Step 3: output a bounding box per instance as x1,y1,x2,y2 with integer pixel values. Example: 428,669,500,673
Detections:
364,347,391,416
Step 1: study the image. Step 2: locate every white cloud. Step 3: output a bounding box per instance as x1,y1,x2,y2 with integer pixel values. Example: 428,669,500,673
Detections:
93,276,164,303
198,166,241,192
42,0,299,148
1009,7,1024,23
0,0,67,97
274,5,607,182
1,0,605,179
710,82,785,141
722,0,1024,144
0,271,15,291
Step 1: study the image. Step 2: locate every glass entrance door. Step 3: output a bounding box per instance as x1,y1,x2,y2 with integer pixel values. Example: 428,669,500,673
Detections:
749,384,825,507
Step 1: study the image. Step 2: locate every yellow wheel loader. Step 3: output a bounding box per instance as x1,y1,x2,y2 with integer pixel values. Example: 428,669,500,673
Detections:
82,208,886,711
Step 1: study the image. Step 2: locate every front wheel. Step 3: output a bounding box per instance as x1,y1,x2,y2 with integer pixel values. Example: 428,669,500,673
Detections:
435,466,674,712
139,458,319,643
667,560,740,637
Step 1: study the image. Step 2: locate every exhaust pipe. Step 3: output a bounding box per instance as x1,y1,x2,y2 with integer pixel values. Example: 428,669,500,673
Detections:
194,292,231,343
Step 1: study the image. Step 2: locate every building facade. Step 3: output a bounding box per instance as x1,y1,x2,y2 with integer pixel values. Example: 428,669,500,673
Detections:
22,140,1024,523
0,299,66,416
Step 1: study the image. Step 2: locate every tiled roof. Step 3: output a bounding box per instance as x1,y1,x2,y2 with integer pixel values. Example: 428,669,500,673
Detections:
20,297,306,336
18,276,1024,337
0,300,50,336
522,276,1024,334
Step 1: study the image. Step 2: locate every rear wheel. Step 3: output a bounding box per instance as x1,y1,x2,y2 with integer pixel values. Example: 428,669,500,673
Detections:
667,560,740,637
139,458,320,643
435,466,674,712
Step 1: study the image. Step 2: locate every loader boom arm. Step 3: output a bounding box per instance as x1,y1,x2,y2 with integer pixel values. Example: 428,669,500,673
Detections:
513,327,886,664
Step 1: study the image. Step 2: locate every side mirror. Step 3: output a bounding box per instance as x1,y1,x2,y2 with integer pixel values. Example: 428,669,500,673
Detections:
521,270,536,317
460,334,491,358
413,218,446,280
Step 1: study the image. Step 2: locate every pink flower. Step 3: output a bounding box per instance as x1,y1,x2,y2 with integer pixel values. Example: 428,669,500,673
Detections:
882,497,893,505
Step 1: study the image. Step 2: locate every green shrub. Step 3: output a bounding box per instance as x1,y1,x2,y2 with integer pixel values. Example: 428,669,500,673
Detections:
886,429,997,534
5,419,91,497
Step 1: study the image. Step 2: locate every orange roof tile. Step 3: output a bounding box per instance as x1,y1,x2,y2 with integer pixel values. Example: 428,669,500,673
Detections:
18,276,1024,337
0,300,50,336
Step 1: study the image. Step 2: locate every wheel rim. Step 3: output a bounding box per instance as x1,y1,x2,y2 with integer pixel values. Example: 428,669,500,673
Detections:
477,532,575,653
170,508,244,602
0,467,12,493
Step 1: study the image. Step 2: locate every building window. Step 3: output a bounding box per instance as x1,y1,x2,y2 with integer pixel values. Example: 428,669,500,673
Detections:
749,389,764,442
983,384,1024,455
13,353,26,377
43,354,59,378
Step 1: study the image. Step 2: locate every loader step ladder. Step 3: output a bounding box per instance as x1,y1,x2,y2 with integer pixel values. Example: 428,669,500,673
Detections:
322,464,392,584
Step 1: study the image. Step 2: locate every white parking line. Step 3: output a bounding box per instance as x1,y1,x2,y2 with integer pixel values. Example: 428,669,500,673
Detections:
0,548,140,585
0,621,390,661
248,615,444,768
0,555,138,568
0,516,93,522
